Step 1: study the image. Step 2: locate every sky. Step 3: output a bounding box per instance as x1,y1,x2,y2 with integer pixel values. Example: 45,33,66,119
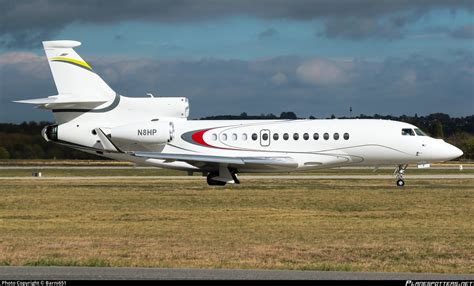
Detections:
0,0,473,122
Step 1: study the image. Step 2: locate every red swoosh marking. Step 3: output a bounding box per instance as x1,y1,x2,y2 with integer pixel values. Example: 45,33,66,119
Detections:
190,129,237,150
191,129,214,148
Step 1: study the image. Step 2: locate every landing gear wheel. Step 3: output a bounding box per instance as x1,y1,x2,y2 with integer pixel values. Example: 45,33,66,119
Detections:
206,172,226,186
394,164,408,188
396,179,405,187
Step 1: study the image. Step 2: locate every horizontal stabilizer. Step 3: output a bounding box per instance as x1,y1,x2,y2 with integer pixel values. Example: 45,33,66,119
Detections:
14,95,107,109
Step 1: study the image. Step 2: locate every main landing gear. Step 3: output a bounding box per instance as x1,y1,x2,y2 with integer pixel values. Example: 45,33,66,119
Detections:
206,166,240,186
394,164,408,187
206,172,227,186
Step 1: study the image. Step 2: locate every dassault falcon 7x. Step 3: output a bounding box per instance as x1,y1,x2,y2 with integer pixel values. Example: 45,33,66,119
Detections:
16,41,463,186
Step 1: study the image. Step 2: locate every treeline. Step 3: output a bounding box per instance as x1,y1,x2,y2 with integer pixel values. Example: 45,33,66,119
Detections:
0,121,100,160
1,113,473,160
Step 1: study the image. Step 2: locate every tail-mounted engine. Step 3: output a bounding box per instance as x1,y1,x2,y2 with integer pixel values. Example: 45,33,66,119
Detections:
42,124,58,142
110,121,175,145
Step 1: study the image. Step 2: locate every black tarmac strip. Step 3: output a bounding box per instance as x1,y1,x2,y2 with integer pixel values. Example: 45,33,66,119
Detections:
0,267,473,280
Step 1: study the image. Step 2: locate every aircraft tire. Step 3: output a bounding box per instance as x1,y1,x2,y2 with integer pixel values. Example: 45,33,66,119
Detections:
207,173,226,186
396,179,405,187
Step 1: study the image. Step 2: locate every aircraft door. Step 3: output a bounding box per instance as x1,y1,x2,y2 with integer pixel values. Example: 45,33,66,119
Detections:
260,129,270,147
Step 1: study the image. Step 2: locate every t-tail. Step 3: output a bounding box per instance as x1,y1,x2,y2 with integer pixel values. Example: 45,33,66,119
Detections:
14,40,116,118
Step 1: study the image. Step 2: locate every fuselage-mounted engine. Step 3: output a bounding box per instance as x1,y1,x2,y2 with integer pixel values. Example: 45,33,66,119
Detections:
110,120,175,150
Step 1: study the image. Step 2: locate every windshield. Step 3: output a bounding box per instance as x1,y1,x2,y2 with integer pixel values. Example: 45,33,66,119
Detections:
401,128,415,136
414,128,427,136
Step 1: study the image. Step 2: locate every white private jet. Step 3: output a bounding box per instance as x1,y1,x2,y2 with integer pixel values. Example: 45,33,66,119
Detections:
16,40,463,186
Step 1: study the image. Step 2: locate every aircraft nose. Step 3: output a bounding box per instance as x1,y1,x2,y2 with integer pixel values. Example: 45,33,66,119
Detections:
445,143,463,160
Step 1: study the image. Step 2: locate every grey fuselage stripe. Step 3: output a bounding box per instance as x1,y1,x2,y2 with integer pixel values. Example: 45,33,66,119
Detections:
180,129,204,147
52,93,120,113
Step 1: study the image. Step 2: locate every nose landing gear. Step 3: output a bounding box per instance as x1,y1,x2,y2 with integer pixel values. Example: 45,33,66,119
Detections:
394,164,408,187
396,178,405,187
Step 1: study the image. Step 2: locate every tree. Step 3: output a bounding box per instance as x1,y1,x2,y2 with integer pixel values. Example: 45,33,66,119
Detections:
279,112,297,119
0,147,10,159
432,120,444,138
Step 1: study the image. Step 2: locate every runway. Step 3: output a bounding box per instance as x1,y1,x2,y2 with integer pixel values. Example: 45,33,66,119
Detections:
1,174,473,180
1,165,472,170
0,267,473,280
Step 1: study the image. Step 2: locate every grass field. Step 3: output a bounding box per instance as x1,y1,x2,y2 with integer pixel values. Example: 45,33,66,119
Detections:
0,176,472,273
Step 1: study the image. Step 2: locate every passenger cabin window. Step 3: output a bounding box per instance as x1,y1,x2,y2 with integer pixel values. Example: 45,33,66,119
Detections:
293,133,299,140
343,133,349,140
414,128,427,136
221,134,227,141
323,133,329,140
232,133,238,140
262,133,269,140
334,133,339,140
252,133,258,141
242,133,248,141
212,134,217,141
313,133,319,140
402,128,415,136
283,133,289,140
303,133,309,140
273,133,279,140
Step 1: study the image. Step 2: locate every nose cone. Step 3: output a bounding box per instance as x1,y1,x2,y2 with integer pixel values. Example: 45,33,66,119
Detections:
424,140,464,162
445,143,463,161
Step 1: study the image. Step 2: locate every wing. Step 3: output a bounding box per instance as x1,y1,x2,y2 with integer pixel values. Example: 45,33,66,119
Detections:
132,151,298,171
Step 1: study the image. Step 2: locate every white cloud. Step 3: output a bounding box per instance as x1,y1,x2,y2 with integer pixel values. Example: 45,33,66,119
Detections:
0,52,49,75
402,70,417,84
0,52,42,64
296,59,348,86
1,52,473,122
271,72,288,85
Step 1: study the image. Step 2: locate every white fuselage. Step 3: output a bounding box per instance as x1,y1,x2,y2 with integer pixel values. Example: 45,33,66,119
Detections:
48,95,463,173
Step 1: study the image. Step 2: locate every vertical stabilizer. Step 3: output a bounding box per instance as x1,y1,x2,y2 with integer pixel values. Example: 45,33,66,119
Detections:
42,40,115,100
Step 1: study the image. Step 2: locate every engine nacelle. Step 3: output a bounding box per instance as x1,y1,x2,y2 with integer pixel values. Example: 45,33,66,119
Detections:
124,97,189,119
110,121,175,145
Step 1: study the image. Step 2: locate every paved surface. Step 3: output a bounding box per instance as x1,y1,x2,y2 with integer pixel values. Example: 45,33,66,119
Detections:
0,267,473,280
1,174,473,180
1,166,472,170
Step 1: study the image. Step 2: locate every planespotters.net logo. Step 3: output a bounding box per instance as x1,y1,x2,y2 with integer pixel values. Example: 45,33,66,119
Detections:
406,281,473,286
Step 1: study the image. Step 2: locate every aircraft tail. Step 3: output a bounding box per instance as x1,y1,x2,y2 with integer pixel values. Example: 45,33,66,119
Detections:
43,40,115,100
15,40,115,110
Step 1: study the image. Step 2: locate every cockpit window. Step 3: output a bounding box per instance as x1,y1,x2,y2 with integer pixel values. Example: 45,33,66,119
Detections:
414,128,427,136
402,128,415,136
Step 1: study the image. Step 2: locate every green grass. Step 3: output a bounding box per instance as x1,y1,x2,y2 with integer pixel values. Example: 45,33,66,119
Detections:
24,258,110,267
0,177,472,273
